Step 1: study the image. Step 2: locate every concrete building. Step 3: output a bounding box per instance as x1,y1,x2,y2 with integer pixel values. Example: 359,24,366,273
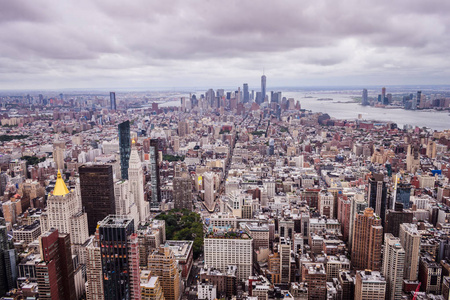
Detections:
399,223,421,281
140,270,164,300
148,246,181,300
129,140,149,223
354,270,386,300
173,172,192,210
382,233,405,300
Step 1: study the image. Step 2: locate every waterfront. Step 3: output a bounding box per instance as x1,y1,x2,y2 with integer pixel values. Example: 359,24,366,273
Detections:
157,89,450,131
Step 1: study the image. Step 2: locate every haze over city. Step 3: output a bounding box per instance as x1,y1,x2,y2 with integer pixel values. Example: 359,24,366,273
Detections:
2,0,450,90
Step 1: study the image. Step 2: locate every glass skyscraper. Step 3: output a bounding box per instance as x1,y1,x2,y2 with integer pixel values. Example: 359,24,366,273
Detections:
118,120,131,180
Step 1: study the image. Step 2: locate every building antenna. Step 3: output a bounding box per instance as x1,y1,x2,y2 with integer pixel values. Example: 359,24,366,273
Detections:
263,67,265,75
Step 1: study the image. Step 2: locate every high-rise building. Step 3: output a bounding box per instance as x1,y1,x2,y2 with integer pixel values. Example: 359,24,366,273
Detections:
418,254,442,294
46,171,89,246
382,87,386,103
399,223,421,281
260,75,266,104
118,120,131,180
354,270,386,300
0,218,17,296
79,165,116,235
338,271,355,300
396,183,411,209
53,141,65,171
148,246,181,300
150,139,161,211
416,90,422,109
302,263,327,299
110,92,116,110
173,172,192,210
36,229,76,300
129,140,149,223
362,89,368,106
140,270,165,300
243,83,249,103
203,172,215,211
98,215,140,300
368,173,387,225
382,233,405,300
279,238,291,284
351,207,383,271
86,230,104,300
177,121,188,137
204,228,253,281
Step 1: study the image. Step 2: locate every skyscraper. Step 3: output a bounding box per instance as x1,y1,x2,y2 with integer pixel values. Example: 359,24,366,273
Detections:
0,218,17,296
110,92,116,110
36,229,76,300
399,223,421,281
368,173,387,225
351,207,383,271
118,120,131,180
416,90,422,109
362,89,368,106
261,75,266,104
98,215,140,300
243,83,249,103
79,165,116,234
129,140,149,223
203,172,215,211
354,270,386,300
46,171,89,246
148,246,181,300
150,139,161,211
86,229,104,300
173,172,193,210
382,233,405,300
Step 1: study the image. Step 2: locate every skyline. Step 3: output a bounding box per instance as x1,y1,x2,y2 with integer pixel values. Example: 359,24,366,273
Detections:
2,0,450,90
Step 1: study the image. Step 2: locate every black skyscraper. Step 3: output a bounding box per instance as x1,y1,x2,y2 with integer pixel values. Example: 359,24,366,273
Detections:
118,120,131,180
110,92,117,110
243,83,249,103
368,173,388,226
150,139,161,210
79,165,116,234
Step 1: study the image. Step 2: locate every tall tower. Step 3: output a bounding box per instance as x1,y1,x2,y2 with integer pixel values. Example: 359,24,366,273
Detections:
148,246,181,300
86,229,104,300
261,75,266,104
399,223,421,281
368,173,387,226
173,172,193,210
351,207,383,271
53,141,65,171
79,165,116,235
0,218,17,296
150,139,161,211
362,89,368,106
203,172,215,211
118,120,131,180
279,239,291,284
382,233,405,300
110,92,116,110
129,140,149,223
243,83,249,103
36,229,76,300
98,215,140,300
416,90,422,109
47,171,89,246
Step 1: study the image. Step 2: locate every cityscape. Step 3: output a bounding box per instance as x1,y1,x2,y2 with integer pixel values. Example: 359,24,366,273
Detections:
2,1,450,300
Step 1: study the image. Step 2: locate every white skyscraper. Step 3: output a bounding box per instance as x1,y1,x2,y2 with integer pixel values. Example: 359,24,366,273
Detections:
203,172,215,211
382,233,405,300
46,171,89,248
128,140,149,223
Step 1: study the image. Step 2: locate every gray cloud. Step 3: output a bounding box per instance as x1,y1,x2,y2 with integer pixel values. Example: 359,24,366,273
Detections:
1,0,450,89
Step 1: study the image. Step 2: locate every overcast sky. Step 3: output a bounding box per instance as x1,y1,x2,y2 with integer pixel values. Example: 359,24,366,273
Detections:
1,0,450,90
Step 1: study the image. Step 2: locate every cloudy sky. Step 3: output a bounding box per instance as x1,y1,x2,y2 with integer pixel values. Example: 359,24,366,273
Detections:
1,0,450,90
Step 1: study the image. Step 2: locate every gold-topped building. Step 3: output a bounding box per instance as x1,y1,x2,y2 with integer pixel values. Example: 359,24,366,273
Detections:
53,170,69,196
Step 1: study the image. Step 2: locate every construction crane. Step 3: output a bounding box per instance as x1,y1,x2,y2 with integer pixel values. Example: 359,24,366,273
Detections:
412,282,421,300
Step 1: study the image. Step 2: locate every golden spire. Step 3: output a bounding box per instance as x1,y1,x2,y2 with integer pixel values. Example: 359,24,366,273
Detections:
53,170,69,196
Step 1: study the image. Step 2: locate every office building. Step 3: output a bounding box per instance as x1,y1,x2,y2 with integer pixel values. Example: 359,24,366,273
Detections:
396,183,411,209
36,229,76,300
362,89,368,106
260,75,266,104
243,83,249,103
99,215,140,300
150,139,161,210
416,90,422,109
173,172,192,210
354,270,386,300
338,271,354,300
418,254,442,294
351,208,383,271
302,263,326,300
79,165,116,235
118,120,131,180
203,172,215,211
148,246,181,300
0,218,17,296
86,232,104,300
399,223,421,281
129,140,149,223
140,270,164,300
384,203,413,237
382,234,405,300
110,92,116,110
46,170,89,245
204,228,253,281
368,173,387,225
53,141,65,171
279,238,291,284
